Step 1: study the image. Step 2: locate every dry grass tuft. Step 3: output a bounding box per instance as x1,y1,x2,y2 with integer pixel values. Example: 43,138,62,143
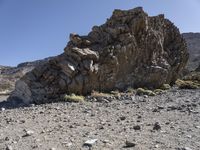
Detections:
64,94,85,102
136,88,156,96
176,79,200,89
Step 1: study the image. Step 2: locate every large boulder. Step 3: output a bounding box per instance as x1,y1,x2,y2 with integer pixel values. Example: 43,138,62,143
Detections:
9,7,188,104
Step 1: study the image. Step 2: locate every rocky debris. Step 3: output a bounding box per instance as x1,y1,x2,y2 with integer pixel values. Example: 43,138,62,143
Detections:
0,89,200,149
9,7,188,104
182,33,200,71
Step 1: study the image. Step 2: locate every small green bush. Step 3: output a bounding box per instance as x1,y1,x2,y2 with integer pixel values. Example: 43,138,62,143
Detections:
136,88,156,96
64,94,85,102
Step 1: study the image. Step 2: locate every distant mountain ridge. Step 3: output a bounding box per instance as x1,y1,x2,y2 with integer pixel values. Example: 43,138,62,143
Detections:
0,57,53,94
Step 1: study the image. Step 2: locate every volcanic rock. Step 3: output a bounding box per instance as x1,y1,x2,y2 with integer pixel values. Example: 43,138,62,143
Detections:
196,64,200,72
182,33,200,71
0,57,53,95
9,7,188,104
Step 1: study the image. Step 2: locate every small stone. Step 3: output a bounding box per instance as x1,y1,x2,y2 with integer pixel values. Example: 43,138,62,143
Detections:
23,130,34,137
6,145,13,150
124,140,136,148
50,148,56,150
153,122,161,130
186,135,192,138
30,104,35,107
20,120,26,124
184,147,193,150
102,140,110,144
83,139,98,147
66,143,72,147
133,125,141,131
119,116,126,121
1,107,5,111
12,141,18,144
5,137,10,141
195,126,200,129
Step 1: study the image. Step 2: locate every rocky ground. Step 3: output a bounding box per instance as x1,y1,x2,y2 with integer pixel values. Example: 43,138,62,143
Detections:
0,88,200,150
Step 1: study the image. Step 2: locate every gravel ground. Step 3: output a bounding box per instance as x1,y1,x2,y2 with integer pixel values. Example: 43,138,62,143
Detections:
0,88,200,150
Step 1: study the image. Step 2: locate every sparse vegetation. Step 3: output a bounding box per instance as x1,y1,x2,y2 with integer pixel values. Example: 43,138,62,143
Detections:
91,91,113,98
63,94,85,102
126,87,135,93
136,88,156,96
160,84,171,90
110,90,121,97
175,79,200,89
154,89,165,95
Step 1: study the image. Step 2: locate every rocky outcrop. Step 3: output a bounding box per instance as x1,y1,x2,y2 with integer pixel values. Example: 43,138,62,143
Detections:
9,7,188,104
196,64,200,72
0,57,53,95
182,33,200,71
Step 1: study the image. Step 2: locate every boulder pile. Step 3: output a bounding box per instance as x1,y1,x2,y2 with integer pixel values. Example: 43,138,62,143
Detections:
9,7,188,104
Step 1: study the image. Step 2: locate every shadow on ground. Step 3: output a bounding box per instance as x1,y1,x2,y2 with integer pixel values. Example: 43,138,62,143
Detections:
0,96,29,109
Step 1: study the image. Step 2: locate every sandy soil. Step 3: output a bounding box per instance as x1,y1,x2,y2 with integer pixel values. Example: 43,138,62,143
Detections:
0,88,200,150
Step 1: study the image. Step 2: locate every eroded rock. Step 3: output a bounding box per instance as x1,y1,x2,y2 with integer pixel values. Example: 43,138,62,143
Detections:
9,7,188,104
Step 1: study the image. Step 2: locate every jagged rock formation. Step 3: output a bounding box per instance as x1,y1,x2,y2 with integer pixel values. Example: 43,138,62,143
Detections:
0,57,53,95
182,33,200,71
9,7,188,104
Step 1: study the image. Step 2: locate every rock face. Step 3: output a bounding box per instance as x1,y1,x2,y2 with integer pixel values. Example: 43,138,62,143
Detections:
182,33,200,71
0,57,53,95
9,7,188,104
196,65,200,72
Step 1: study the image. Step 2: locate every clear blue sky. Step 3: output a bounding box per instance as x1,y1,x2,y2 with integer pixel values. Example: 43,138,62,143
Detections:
1,0,200,66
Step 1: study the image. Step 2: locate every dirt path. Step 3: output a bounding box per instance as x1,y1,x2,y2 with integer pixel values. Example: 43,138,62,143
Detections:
0,89,200,150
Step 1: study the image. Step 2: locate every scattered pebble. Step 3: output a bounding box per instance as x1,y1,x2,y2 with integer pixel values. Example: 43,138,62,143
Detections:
124,140,136,148
153,122,161,130
133,125,141,131
23,130,34,137
83,139,98,147
184,147,193,150
119,116,126,121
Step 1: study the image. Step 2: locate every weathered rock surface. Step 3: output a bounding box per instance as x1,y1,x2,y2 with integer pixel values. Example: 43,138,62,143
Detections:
9,7,188,104
0,57,53,95
196,64,200,72
182,33,200,71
